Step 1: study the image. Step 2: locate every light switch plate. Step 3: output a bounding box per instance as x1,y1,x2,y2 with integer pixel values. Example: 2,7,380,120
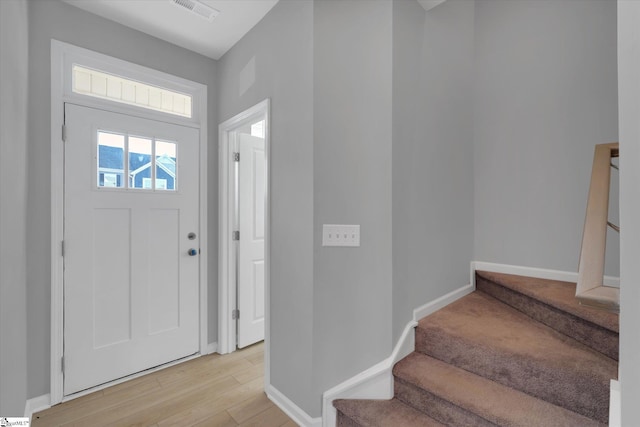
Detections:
322,224,360,247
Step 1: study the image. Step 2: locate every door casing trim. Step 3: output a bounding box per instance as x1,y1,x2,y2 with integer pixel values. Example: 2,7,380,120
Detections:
217,99,271,387
50,40,209,404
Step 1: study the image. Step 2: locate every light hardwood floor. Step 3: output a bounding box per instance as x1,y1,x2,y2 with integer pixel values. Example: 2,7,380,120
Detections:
32,342,297,426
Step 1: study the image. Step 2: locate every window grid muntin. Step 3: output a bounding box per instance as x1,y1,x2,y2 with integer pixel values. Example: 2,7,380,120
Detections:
97,130,177,192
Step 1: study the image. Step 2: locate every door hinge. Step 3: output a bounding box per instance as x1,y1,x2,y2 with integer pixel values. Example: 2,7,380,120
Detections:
61,240,65,257
62,124,67,142
233,152,240,162
232,309,240,320
232,231,240,241
61,356,65,374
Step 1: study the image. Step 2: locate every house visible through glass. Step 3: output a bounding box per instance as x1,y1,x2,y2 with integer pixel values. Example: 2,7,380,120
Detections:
97,131,125,188
97,130,177,191
155,140,177,191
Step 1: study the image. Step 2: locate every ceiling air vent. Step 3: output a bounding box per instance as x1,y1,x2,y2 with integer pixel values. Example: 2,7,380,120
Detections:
171,0,220,21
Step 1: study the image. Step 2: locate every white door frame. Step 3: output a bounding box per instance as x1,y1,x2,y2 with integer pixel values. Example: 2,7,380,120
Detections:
50,40,209,405
218,100,270,380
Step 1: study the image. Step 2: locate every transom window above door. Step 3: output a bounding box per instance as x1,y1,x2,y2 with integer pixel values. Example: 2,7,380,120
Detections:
73,65,193,118
97,130,177,191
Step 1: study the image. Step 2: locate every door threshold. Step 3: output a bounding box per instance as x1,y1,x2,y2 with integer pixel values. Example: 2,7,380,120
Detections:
61,352,200,403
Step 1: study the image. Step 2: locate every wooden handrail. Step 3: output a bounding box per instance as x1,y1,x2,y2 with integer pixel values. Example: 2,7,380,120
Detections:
576,142,619,312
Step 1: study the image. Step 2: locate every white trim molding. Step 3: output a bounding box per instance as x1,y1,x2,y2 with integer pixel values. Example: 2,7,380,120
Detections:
206,342,218,355
321,283,472,427
266,385,322,427
217,99,271,392
413,284,475,321
322,320,417,427
610,379,621,427
50,40,208,404
217,99,271,355
24,394,51,420
471,261,620,288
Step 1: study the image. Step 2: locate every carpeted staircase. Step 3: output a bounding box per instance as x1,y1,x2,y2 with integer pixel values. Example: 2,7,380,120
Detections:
334,270,619,426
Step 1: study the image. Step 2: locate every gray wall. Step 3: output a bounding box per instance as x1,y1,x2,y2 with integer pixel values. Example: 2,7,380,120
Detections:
312,0,393,405
392,0,475,341
392,0,424,342
9,0,624,419
219,0,396,416
217,0,316,415
618,1,640,424
0,0,29,416
27,0,218,398
473,0,619,274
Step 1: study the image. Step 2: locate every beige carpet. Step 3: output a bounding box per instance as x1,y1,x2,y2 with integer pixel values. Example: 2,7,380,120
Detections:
334,271,618,426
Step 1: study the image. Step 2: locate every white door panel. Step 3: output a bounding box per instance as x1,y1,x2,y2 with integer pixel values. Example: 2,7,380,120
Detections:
64,104,199,395
237,134,266,348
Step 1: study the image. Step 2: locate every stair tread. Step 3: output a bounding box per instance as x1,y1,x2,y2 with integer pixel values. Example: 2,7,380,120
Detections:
416,291,616,423
334,398,445,427
394,352,605,427
476,271,618,360
476,270,618,333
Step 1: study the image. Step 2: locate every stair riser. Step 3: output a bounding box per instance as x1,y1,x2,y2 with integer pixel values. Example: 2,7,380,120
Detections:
334,398,447,426
394,377,495,427
336,411,363,427
335,273,617,427
476,275,618,360
415,326,611,424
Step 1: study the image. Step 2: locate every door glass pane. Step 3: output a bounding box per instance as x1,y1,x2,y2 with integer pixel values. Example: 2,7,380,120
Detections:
97,131,124,188
155,140,177,191
129,136,152,189
96,132,179,192
250,120,265,138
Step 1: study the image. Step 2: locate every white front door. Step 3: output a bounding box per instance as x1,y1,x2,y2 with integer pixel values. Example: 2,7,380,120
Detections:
237,133,266,348
63,103,200,395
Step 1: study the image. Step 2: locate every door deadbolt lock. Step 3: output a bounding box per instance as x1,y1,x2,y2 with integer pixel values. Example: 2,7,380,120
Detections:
188,232,197,240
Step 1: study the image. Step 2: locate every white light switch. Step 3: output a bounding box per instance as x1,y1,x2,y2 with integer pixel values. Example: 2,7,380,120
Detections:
322,224,360,247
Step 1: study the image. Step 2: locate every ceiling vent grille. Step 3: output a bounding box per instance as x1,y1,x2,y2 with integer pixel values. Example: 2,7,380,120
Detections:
171,0,219,21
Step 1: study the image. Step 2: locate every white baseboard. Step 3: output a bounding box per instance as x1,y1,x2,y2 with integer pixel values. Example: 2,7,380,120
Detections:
321,283,472,427
206,341,218,355
321,320,417,427
610,379,620,427
266,384,322,427
25,394,51,419
471,261,620,288
413,284,474,321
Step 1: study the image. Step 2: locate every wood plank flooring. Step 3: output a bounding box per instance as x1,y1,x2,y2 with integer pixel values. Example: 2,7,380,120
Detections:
32,342,297,427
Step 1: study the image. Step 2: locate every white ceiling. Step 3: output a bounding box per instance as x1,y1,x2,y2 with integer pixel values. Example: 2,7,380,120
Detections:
61,0,280,60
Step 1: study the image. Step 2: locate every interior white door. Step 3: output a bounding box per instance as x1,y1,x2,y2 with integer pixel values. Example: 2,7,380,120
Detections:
237,133,266,348
63,103,200,395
